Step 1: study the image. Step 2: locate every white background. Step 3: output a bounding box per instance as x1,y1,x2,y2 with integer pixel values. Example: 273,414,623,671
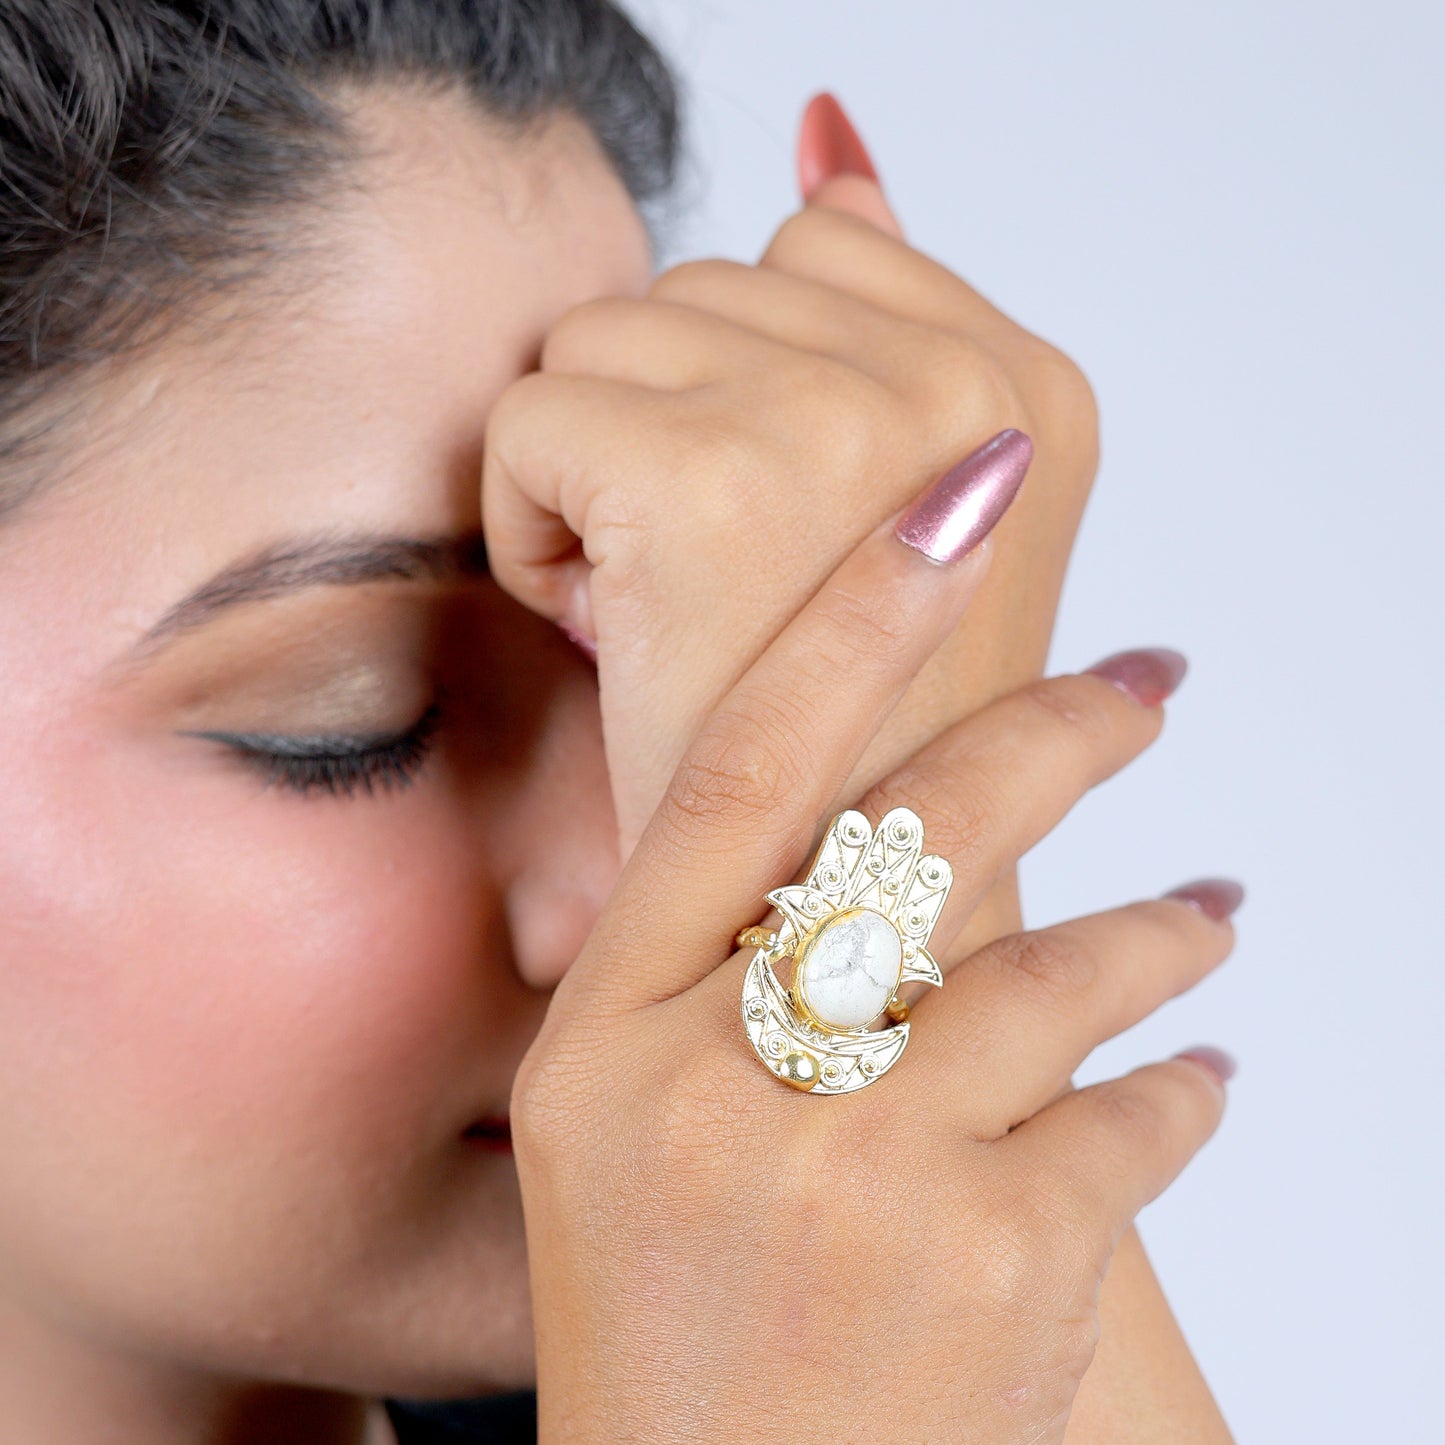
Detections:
635,1,1444,1438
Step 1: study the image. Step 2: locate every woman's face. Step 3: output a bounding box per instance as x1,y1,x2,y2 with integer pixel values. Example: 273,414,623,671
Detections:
0,90,651,1397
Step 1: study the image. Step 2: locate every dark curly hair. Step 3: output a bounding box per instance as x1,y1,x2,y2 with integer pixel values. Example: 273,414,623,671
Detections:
0,0,682,519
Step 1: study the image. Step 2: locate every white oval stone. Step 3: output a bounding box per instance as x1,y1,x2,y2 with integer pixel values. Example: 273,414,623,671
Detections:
795,908,903,1030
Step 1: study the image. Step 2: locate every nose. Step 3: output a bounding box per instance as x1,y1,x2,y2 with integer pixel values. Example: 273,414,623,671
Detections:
490,669,621,992
505,861,614,991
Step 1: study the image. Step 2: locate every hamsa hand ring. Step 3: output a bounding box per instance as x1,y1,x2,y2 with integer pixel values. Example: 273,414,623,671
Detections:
737,806,953,1095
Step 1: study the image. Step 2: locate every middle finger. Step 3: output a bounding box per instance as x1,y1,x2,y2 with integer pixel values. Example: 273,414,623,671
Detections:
849,649,1188,988
693,650,1185,1029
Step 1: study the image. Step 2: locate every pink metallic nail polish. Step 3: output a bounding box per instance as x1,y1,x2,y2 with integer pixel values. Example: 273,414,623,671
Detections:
1164,878,1245,920
1173,1045,1237,1084
1084,647,1188,707
894,428,1033,564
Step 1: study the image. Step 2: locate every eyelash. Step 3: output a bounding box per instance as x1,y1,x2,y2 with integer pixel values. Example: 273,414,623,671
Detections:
195,702,443,799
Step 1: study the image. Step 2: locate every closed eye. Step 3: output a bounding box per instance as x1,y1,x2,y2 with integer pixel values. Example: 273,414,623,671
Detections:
182,701,443,798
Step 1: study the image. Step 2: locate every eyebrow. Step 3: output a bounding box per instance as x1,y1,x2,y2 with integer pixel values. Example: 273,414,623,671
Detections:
128,529,490,661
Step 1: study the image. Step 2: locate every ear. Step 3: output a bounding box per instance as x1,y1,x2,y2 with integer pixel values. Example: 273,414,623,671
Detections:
796,92,906,240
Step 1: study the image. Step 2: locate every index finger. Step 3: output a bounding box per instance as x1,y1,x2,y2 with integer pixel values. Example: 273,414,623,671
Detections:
571,429,1035,1013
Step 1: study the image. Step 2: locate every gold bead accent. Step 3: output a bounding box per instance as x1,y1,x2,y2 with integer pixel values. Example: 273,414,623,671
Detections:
779,1051,821,1090
735,926,783,960
884,995,910,1023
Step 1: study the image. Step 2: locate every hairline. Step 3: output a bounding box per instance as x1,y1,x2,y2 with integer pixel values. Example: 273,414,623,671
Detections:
0,83,643,528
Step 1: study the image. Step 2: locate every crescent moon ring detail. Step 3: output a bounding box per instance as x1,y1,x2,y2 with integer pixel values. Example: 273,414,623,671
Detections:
737,805,953,1095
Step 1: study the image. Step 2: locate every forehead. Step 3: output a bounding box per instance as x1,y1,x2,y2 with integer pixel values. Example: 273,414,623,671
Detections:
208,86,653,518
316,82,656,383
3,89,652,651
144,86,651,515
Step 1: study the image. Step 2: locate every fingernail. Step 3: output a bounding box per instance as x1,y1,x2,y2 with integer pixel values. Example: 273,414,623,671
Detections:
1164,878,1245,920
558,620,597,665
1084,648,1188,707
1173,1045,1237,1085
799,92,880,199
894,429,1033,564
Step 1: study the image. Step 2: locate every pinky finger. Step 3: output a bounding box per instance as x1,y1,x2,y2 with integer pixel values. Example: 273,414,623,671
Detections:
1003,1050,1234,1245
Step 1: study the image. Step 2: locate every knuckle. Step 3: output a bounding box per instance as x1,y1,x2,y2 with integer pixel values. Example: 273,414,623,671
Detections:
941,343,1028,430
649,255,749,305
1094,1079,1170,1160
538,295,625,371
870,755,997,878
637,1047,763,1181
736,350,897,484
508,1029,605,1166
482,369,549,449
805,579,914,675
902,340,1030,450
972,1200,1045,1311
1029,1184,1110,1285
519,1046,755,1218
972,1176,1100,1312
1017,673,1124,752
1057,1304,1106,1367
792,350,889,417
1020,337,1100,437
761,204,847,267
995,927,1101,1009
664,701,812,833
762,353,896,477
670,398,766,485
1014,1161,1114,1281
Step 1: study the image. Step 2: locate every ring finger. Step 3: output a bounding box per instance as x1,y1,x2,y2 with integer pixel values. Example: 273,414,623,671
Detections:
908,885,1241,1137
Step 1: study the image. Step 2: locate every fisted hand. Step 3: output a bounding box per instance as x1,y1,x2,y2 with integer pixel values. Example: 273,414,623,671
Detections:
482,94,1099,864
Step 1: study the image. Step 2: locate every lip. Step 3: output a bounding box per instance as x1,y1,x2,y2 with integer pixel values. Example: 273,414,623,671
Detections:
462,1115,512,1153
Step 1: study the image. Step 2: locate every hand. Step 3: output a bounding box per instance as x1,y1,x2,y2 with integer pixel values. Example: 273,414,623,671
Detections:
512,475,1234,1442
483,95,1098,900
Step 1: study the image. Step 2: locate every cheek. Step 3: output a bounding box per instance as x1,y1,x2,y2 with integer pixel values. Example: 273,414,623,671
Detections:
0,628,617,1372
0,725,497,1194
0,637,622,1187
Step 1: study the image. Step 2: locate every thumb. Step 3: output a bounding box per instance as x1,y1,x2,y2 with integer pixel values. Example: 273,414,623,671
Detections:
796,91,905,239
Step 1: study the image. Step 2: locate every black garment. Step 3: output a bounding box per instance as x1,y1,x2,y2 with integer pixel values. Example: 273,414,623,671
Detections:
384,1391,537,1444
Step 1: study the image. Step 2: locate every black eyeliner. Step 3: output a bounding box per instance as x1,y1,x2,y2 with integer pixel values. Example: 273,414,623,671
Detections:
181,701,442,798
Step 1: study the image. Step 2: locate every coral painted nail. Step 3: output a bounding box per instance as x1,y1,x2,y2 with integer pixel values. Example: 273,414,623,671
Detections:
1165,878,1246,920
799,92,880,198
1084,648,1189,707
894,429,1033,564
1173,1045,1238,1084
